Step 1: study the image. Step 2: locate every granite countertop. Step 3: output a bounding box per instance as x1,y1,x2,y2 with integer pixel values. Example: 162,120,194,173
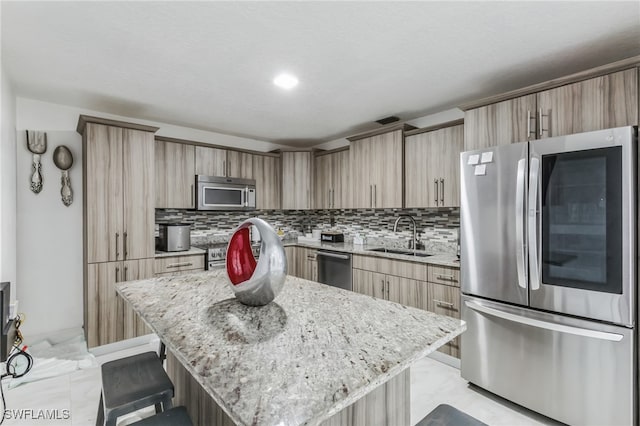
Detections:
154,247,206,258
117,270,465,426
284,240,460,268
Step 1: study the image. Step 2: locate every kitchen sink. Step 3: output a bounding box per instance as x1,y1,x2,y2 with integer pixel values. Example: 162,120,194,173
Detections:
367,247,432,257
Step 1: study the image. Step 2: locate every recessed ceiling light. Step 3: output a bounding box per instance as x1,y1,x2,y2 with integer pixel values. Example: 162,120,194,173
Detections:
273,73,299,90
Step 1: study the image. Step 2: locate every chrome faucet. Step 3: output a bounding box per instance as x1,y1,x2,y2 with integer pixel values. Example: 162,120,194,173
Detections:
393,215,424,250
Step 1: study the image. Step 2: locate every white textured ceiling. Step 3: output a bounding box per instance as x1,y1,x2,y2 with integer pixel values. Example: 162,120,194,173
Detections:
2,1,639,146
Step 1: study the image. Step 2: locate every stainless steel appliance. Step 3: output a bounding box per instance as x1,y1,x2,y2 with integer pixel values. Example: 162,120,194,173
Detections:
317,250,352,291
197,242,260,270
158,223,191,252
460,126,637,426
196,176,256,211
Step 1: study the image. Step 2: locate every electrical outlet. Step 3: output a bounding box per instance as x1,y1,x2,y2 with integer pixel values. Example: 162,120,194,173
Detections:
9,301,18,319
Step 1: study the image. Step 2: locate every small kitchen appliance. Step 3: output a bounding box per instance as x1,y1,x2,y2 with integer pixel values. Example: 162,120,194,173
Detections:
320,231,344,243
158,223,191,252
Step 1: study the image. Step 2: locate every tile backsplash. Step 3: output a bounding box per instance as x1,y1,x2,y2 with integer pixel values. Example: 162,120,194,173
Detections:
156,207,459,253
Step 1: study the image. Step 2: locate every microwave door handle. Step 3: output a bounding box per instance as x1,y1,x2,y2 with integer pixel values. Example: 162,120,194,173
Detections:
242,187,247,207
528,156,540,290
515,158,527,289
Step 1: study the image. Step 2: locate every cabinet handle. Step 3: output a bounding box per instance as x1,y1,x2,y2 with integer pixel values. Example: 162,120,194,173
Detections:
167,262,193,269
123,231,128,260
115,232,120,260
538,108,548,137
386,279,390,298
440,178,444,205
124,266,128,281
115,266,120,283
434,299,455,308
332,188,335,209
223,161,226,176
370,185,373,208
434,179,439,205
381,279,385,294
328,189,331,209
191,184,194,207
436,274,457,282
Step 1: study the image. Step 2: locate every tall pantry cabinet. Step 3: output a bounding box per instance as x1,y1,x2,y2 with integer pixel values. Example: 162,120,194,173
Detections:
78,115,158,348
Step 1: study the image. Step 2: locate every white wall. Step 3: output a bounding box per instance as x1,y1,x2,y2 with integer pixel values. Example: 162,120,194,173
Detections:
14,98,290,337
1,67,17,301
313,108,465,151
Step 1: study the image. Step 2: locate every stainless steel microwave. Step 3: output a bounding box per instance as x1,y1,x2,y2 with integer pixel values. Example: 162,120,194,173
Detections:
196,176,256,210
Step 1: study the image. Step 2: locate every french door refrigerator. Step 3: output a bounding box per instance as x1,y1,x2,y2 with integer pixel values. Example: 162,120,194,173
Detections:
460,126,637,426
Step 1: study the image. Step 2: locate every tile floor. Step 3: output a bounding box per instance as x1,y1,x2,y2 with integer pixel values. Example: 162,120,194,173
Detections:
2,340,561,425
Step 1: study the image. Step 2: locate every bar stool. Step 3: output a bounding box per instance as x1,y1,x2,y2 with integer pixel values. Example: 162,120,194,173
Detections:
416,404,488,426
131,406,193,426
96,351,174,426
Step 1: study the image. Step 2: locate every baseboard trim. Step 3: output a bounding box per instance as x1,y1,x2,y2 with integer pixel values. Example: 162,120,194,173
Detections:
89,334,158,357
427,350,460,369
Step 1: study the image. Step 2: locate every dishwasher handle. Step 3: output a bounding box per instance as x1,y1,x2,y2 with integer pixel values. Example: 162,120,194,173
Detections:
316,251,351,260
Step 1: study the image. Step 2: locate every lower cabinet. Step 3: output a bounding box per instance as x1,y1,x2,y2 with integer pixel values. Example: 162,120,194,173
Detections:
352,255,461,358
285,246,317,282
154,254,205,276
86,258,154,348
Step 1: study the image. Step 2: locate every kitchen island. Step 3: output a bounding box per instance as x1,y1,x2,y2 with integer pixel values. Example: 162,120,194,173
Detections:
117,270,465,426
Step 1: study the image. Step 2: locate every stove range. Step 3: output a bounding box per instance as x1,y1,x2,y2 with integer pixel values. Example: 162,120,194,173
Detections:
194,242,260,270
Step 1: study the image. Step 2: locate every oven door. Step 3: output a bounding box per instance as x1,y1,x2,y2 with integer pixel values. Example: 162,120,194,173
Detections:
528,126,636,326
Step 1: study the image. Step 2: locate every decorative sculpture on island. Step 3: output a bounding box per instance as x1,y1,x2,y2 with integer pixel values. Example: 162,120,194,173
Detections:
226,218,287,306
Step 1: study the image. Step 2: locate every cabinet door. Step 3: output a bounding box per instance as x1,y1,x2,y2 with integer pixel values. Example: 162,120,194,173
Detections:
352,269,386,299
85,123,123,263
464,94,537,151
299,248,317,282
195,146,227,176
253,155,281,210
387,275,426,310
285,246,297,277
537,68,638,138
349,138,373,208
282,152,312,209
374,130,403,208
122,258,155,339
314,154,332,209
427,282,461,358
332,149,350,209
438,124,464,207
123,129,155,260
155,141,195,209
405,132,433,208
227,151,255,179
87,261,123,347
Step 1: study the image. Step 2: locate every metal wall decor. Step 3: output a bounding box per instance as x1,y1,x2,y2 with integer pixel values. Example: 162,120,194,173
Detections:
53,145,74,206
26,131,47,193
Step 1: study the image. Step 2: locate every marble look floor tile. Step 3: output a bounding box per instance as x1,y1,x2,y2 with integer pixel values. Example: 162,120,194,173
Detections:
3,374,72,425
69,367,101,426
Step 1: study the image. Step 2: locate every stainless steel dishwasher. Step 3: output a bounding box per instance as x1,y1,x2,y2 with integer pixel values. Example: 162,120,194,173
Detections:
316,250,352,291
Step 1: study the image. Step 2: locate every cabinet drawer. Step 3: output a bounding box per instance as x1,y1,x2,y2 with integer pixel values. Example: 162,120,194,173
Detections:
154,255,205,274
427,282,460,319
353,255,427,281
428,265,459,287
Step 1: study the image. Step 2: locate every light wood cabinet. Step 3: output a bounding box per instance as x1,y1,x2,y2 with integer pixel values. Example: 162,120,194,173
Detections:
195,145,226,176
282,151,313,210
285,246,317,281
405,122,464,208
155,139,195,209
536,68,638,138
314,149,350,209
353,268,426,310
87,258,155,347
253,155,281,209
426,264,460,358
78,115,158,348
154,254,205,276
227,151,255,179
353,269,386,299
463,68,638,151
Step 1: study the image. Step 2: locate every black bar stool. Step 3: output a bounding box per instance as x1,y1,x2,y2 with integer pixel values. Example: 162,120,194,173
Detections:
96,351,174,426
131,406,193,426
416,404,488,426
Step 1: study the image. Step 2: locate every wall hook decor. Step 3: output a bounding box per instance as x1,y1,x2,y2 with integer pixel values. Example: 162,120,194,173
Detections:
53,145,74,206
26,131,47,194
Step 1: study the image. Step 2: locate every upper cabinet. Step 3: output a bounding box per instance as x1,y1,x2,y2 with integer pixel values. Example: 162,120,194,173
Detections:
253,154,281,210
80,118,157,263
349,125,414,209
195,145,226,176
227,151,255,179
462,66,639,151
314,148,350,209
155,138,195,209
405,121,464,208
282,151,313,210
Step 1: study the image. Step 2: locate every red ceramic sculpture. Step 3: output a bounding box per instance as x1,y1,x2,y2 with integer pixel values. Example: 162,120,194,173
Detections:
226,227,257,285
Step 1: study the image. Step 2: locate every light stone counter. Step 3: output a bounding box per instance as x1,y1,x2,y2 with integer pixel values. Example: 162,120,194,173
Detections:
284,240,460,268
154,247,206,258
117,270,465,426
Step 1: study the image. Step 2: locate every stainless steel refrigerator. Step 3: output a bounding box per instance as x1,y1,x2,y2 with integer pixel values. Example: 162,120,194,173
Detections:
460,126,637,426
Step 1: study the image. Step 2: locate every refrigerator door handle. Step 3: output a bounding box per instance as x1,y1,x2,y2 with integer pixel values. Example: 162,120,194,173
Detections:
515,158,527,289
528,156,541,290
464,301,624,342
